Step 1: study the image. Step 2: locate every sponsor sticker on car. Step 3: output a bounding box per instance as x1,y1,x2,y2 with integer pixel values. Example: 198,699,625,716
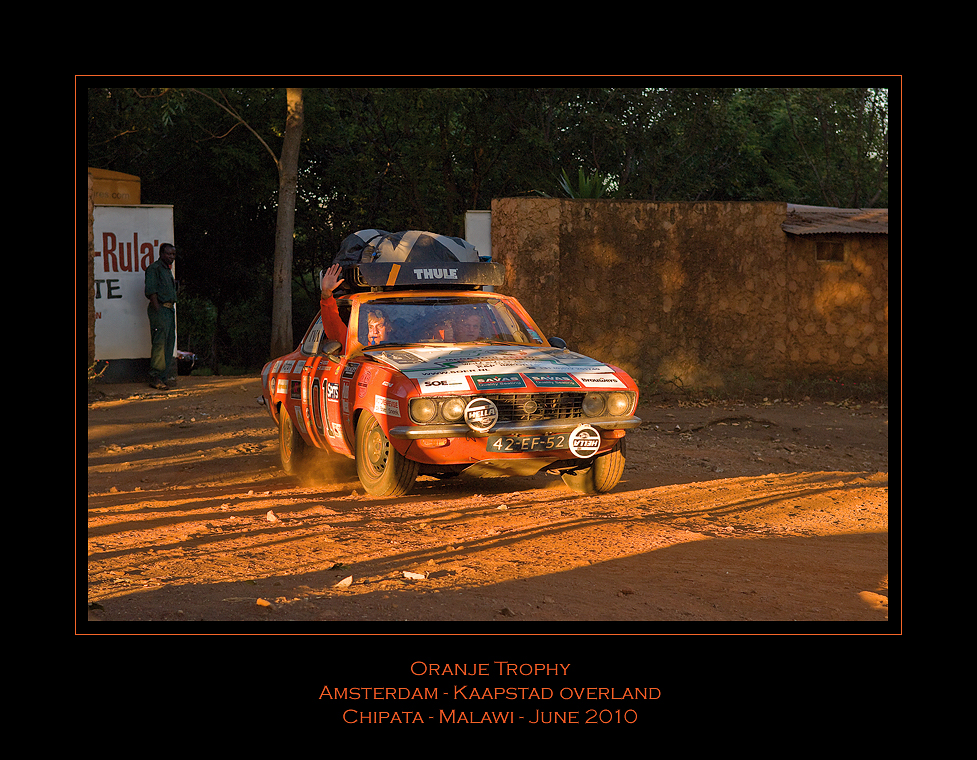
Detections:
419,376,470,393
373,396,401,418
571,372,627,389
375,346,619,394
524,372,581,388
471,373,527,391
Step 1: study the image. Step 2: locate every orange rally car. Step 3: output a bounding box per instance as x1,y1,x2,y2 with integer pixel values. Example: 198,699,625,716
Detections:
259,234,640,498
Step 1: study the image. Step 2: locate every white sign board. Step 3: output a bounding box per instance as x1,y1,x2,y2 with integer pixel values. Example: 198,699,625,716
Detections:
464,210,492,260
92,205,175,361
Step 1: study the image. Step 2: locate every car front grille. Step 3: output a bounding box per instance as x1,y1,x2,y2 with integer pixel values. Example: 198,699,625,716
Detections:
492,392,584,423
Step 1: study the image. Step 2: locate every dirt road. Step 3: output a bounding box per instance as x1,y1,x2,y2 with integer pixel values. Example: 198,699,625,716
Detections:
84,376,891,626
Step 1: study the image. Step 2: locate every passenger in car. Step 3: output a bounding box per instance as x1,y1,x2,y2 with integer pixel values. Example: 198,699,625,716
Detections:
450,307,484,342
319,264,349,352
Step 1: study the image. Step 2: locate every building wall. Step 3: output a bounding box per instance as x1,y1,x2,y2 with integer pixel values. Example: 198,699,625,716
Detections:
490,198,888,391
88,172,96,367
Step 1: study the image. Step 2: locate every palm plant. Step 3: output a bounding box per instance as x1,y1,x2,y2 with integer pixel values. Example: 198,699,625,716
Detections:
559,168,612,198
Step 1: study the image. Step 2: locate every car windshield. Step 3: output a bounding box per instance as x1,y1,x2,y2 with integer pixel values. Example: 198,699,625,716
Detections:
358,297,544,348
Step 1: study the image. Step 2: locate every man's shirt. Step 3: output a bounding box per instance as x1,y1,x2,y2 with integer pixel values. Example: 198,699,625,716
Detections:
145,259,177,304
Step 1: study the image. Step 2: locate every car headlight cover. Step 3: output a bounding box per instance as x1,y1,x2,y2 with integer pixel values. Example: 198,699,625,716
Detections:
410,398,438,424
582,392,606,417
464,397,499,433
582,391,633,418
442,397,467,422
607,391,632,416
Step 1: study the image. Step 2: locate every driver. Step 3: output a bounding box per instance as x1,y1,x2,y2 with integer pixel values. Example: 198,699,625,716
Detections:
365,309,393,345
319,264,349,351
320,265,400,348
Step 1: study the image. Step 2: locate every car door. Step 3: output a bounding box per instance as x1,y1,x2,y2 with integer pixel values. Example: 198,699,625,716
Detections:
302,324,355,458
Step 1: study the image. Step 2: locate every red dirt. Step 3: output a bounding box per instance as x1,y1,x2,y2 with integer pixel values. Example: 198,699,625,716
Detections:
84,375,891,626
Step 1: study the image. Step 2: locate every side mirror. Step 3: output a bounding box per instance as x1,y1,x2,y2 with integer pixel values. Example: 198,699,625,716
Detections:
548,337,568,349
321,340,342,362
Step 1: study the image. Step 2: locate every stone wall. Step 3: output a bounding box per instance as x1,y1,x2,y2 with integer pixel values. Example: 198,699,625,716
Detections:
490,198,888,392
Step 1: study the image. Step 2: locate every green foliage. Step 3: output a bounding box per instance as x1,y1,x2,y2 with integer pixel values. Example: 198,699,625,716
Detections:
85,83,893,372
558,168,611,198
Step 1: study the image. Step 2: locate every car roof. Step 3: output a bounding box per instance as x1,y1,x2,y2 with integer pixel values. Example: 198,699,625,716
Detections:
342,288,510,305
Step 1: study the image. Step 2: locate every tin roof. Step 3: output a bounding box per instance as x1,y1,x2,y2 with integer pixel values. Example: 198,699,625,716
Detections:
783,204,888,235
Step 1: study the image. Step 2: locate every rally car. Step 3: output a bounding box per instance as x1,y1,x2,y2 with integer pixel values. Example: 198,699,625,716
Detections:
259,230,640,497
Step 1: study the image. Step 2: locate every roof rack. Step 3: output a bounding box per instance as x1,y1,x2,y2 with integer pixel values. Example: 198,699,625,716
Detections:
351,261,505,291
330,229,503,293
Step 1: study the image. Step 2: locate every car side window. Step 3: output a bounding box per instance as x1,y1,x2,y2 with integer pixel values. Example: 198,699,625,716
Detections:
301,315,325,355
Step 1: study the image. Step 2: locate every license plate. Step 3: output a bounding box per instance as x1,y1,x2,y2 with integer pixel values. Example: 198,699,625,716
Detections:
486,433,568,453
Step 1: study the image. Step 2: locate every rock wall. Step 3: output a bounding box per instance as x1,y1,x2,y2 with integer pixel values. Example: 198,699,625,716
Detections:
491,198,888,392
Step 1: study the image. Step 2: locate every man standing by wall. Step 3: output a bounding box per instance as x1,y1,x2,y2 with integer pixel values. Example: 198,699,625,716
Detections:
144,243,177,390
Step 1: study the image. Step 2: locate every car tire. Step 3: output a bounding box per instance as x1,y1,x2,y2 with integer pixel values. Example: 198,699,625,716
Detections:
561,438,626,494
278,406,309,476
355,411,419,497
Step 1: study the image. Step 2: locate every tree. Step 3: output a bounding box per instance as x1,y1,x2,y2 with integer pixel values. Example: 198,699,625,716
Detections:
270,88,304,357
779,87,888,207
86,84,891,373
177,86,305,357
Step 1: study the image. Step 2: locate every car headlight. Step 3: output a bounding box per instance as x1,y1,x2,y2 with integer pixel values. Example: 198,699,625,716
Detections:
582,392,606,417
464,397,499,433
410,396,472,424
442,397,467,422
583,391,633,418
410,398,438,423
607,392,632,416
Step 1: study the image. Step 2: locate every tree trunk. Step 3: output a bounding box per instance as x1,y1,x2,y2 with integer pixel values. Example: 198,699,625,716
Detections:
270,88,304,358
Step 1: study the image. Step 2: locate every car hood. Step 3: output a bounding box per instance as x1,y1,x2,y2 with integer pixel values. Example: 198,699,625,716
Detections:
365,344,630,394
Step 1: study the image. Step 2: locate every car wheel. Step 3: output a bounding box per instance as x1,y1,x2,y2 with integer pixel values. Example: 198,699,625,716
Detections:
355,411,420,497
561,438,626,494
278,407,309,476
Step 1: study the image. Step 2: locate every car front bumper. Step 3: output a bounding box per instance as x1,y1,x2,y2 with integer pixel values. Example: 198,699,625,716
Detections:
388,415,642,439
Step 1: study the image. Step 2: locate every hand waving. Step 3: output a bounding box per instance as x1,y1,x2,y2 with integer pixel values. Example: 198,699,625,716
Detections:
320,264,345,294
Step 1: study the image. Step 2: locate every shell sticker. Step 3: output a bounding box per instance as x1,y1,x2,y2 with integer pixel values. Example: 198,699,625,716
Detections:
373,396,401,418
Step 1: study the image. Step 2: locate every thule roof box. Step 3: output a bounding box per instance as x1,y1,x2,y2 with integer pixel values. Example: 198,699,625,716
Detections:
331,229,503,292
352,261,504,290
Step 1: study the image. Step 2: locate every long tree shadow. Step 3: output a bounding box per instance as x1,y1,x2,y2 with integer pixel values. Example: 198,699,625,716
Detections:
84,530,890,627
